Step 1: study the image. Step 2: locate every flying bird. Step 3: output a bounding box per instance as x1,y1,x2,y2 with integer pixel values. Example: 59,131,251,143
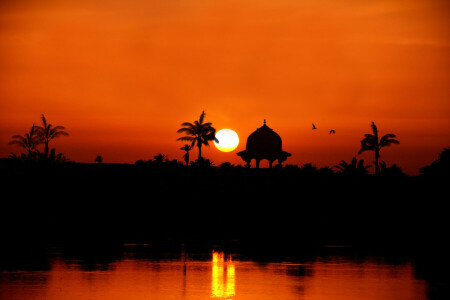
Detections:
329,130,335,134
312,123,317,130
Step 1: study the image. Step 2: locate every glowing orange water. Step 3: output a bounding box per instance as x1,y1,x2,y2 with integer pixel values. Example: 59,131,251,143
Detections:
0,252,427,300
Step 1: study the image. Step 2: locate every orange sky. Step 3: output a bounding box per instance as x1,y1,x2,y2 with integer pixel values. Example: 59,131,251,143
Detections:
1,0,449,174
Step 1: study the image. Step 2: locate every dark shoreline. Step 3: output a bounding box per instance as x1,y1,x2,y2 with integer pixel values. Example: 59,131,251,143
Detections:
1,160,448,299
1,160,447,254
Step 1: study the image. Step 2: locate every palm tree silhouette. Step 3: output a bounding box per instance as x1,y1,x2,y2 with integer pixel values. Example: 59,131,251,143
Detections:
334,157,371,175
358,122,399,175
8,123,41,159
95,155,103,163
35,114,69,158
180,144,191,166
176,111,218,162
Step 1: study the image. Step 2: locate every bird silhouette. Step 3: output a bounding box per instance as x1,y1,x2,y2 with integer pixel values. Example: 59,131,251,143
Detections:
329,130,335,134
312,123,317,130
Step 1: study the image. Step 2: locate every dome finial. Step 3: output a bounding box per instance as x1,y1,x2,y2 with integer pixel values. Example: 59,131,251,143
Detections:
264,119,266,125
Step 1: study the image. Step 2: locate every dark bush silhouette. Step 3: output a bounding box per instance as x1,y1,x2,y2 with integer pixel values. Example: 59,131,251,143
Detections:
219,162,234,169
420,147,450,178
153,153,166,164
334,157,371,176
300,163,317,173
46,148,70,163
191,157,214,167
378,161,406,177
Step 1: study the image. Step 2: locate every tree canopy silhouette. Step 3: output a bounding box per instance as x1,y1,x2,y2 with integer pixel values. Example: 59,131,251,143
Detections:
153,153,166,163
334,157,371,176
358,122,399,175
8,123,41,158
176,111,218,161
35,114,69,159
420,147,450,177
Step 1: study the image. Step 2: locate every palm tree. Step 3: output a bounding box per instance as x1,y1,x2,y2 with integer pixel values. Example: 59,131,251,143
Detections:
176,111,218,161
334,157,371,175
358,122,399,175
8,123,41,158
180,144,191,166
35,114,69,158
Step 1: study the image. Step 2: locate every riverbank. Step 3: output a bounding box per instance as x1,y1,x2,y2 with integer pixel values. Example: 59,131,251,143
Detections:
0,161,447,254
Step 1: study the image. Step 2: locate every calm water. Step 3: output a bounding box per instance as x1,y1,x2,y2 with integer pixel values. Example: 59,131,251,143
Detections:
0,249,430,300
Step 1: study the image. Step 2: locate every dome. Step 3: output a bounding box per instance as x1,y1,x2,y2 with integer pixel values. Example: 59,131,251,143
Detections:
236,120,291,168
246,123,282,155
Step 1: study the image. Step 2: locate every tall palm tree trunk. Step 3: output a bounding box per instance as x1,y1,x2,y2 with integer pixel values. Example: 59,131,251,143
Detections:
27,146,34,159
374,148,380,175
198,144,202,161
44,141,49,158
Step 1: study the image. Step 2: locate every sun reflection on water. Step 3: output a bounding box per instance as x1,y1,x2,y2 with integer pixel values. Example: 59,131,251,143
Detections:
212,251,235,299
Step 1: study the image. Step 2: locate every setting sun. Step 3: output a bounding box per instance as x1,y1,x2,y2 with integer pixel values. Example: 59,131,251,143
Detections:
0,1,448,299
214,129,239,152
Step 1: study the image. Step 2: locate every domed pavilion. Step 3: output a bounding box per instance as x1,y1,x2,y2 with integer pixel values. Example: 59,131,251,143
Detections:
237,120,291,168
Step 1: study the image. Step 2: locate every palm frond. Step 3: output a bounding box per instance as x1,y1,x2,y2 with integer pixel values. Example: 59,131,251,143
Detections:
381,133,396,139
380,134,399,147
29,123,36,135
333,165,344,171
10,135,26,141
180,122,194,128
177,128,195,134
176,137,194,142
381,139,400,147
8,140,25,146
52,125,66,131
370,122,378,137
358,143,375,155
364,134,375,139
198,111,205,124
52,131,69,138
41,114,47,127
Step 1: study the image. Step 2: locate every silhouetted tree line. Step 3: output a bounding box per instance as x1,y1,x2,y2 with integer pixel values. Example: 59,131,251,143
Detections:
420,147,450,178
4,111,447,180
8,114,69,163
0,145,448,262
1,114,448,295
